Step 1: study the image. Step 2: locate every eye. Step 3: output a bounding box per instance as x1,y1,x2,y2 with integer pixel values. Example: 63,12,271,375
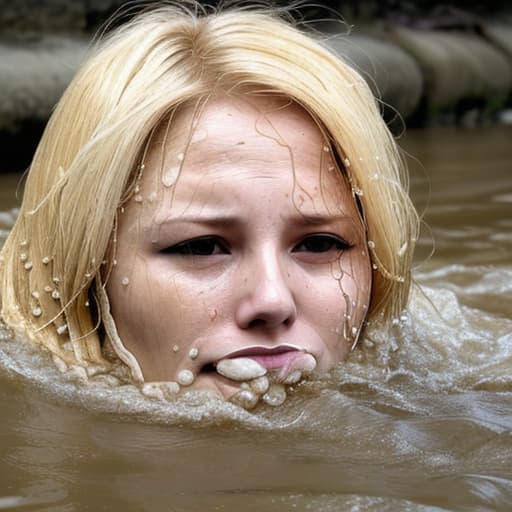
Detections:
293,234,352,253
161,236,229,256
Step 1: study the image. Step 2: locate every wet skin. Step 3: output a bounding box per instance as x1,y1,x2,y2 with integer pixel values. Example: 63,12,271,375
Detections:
107,95,371,400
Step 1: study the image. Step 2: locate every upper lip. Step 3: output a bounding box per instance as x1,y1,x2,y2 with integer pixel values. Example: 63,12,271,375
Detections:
220,344,302,360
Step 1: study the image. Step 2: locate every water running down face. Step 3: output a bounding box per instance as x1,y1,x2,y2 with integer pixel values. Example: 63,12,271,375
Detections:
107,95,372,408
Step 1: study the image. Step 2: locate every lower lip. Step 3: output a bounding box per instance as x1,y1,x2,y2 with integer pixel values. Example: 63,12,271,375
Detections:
246,351,302,370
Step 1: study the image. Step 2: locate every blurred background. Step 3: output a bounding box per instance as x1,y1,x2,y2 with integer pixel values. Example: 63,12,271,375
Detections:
1,0,511,172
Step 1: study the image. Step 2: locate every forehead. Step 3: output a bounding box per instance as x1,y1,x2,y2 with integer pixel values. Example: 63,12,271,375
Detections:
138,94,356,219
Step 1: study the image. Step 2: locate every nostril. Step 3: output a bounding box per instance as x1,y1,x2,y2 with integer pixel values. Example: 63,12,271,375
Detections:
248,318,267,329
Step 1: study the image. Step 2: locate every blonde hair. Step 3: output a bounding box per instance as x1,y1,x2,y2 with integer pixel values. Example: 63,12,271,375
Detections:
0,2,419,373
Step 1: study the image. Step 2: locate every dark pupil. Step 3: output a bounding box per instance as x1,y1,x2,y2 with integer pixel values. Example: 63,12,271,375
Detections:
304,236,334,252
186,239,216,255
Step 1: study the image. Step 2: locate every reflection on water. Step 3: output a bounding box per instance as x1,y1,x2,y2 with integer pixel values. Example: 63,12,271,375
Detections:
0,127,511,511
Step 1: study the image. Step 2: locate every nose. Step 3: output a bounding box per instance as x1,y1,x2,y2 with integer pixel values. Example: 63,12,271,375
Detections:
235,248,297,330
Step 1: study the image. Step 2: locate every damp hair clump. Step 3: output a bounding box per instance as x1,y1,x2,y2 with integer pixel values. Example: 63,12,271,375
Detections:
0,1,419,372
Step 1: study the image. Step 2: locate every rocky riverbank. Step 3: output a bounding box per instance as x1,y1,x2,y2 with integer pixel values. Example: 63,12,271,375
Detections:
1,1,511,170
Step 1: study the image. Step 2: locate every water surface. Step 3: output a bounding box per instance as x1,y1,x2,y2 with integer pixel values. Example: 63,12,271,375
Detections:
0,126,511,511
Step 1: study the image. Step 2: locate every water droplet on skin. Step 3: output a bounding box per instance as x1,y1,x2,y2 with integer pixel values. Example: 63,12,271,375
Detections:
191,128,207,143
148,191,157,203
163,382,180,395
32,307,42,317
230,389,258,410
327,165,335,172
216,358,267,381
121,277,130,286
162,166,180,187
262,383,287,407
177,369,194,386
249,375,269,395
209,308,218,321
134,194,143,203
172,345,180,353
189,347,199,360
351,326,358,337
283,370,302,385
142,382,166,400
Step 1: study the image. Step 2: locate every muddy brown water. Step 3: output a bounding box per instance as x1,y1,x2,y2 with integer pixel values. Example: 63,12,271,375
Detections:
0,126,511,511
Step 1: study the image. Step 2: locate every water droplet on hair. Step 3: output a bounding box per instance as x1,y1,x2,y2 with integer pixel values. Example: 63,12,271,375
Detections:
134,194,143,203
44,285,52,293
42,256,50,265
367,240,375,249
52,277,60,284
20,240,28,247
323,145,330,153
343,157,351,168
398,242,408,257
189,347,199,360
353,187,364,197
177,153,184,162
172,345,180,353
24,261,33,270
51,290,60,300
121,277,130,286
31,291,40,300
85,300,90,307
177,369,194,386
32,307,42,317
20,253,28,262
56,324,68,335
372,264,378,270
351,326,358,337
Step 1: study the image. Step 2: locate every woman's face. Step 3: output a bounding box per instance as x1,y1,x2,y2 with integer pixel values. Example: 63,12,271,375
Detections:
107,95,371,400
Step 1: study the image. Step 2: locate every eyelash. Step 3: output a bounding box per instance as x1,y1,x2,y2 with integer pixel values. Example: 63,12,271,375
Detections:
161,234,352,256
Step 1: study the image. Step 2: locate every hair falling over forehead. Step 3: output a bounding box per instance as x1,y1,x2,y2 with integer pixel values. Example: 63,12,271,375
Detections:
0,1,419,377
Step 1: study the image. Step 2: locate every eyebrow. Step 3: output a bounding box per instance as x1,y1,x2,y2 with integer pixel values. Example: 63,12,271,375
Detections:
157,212,353,227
